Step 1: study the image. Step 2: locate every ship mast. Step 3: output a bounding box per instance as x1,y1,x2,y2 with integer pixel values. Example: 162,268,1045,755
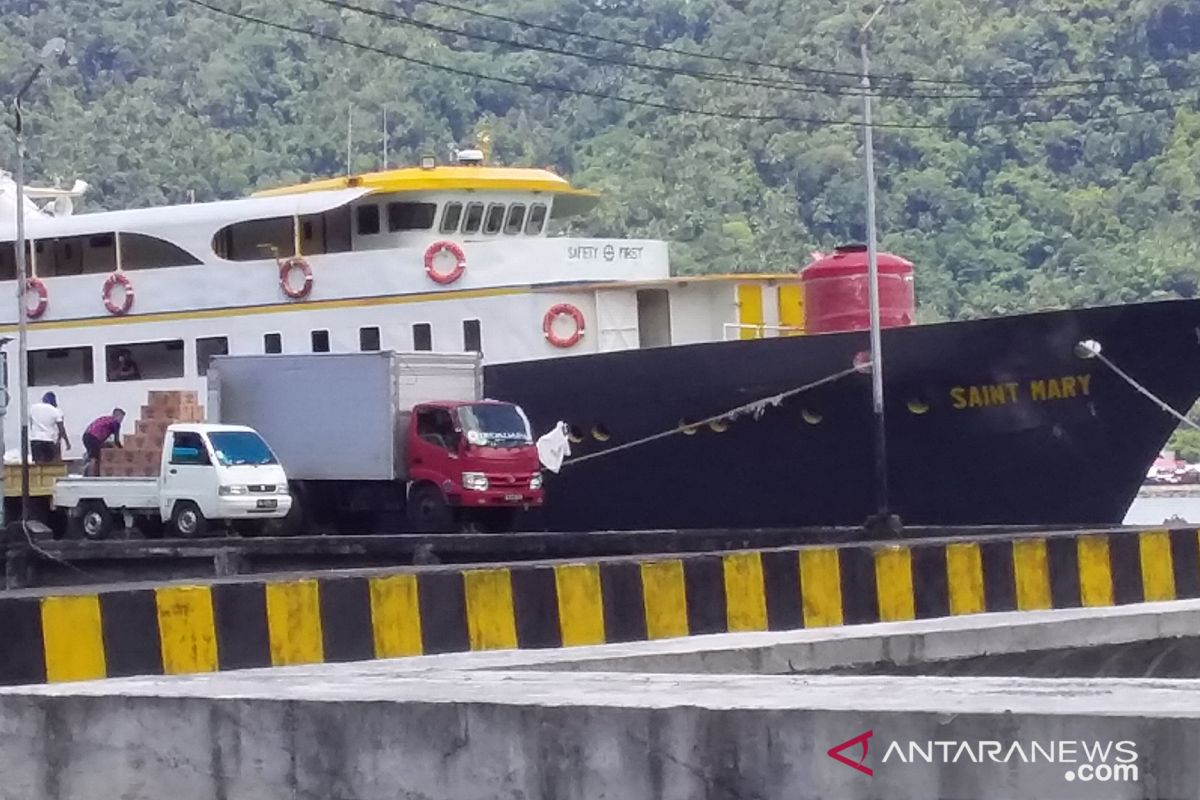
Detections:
861,5,892,529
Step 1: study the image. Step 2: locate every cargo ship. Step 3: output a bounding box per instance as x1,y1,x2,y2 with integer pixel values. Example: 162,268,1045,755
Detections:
2,152,1197,530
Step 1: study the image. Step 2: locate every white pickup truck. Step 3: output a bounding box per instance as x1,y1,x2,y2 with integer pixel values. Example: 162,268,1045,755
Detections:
52,423,292,539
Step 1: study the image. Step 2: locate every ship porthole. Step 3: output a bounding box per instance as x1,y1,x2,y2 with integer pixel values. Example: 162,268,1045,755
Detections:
567,425,584,444
907,399,929,415
679,418,699,435
709,419,729,433
802,409,822,425
592,424,611,442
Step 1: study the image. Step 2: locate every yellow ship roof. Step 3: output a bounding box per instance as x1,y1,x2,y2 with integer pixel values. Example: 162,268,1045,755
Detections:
252,165,600,216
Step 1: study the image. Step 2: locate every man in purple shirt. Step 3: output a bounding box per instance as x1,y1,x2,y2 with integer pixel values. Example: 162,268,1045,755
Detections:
82,408,126,476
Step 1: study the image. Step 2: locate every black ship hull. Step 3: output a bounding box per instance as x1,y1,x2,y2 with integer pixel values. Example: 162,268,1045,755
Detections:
484,299,1200,531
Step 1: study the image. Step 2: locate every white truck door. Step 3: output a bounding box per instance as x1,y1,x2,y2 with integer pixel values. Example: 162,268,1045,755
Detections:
160,430,220,519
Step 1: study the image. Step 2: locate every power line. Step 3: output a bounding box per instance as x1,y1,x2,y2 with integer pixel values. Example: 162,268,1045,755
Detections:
411,0,1178,91
319,0,1198,103
185,0,1197,131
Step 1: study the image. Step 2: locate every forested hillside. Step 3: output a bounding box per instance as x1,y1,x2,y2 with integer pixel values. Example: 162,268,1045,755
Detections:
1,0,1199,321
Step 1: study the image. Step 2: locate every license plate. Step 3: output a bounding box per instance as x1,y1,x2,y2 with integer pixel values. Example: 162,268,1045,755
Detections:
256,499,278,509
504,494,522,502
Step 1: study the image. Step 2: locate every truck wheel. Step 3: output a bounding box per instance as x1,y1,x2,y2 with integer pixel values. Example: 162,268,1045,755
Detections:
78,500,114,541
407,484,453,533
170,500,209,538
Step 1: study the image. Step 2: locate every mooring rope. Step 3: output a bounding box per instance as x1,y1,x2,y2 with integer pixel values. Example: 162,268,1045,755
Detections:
561,363,866,467
1081,340,1200,432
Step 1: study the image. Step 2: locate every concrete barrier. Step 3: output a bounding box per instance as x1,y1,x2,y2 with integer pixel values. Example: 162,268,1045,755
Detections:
0,526,1194,685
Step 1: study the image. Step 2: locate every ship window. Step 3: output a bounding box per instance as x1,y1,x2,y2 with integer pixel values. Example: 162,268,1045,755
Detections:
311,330,330,353
264,332,282,354
0,244,13,281
28,346,93,387
462,202,484,234
356,204,380,236
463,319,482,353
440,203,463,233
483,203,505,235
105,340,184,381
413,323,432,351
526,204,547,235
504,205,526,235
387,202,436,232
90,234,114,249
120,233,204,270
359,326,381,352
196,336,228,376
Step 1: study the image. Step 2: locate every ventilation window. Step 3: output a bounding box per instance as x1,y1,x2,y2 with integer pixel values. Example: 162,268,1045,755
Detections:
264,333,282,354
356,204,380,235
463,319,482,353
28,346,93,387
526,204,548,235
503,204,526,235
462,203,484,234
413,323,432,351
483,203,505,234
311,330,330,353
359,326,381,352
440,202,463,233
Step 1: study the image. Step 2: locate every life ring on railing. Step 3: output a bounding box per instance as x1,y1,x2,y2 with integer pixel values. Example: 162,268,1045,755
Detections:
424,240,466,285
543,303,586,348
102,272,134,315
25,277,48,319
279,256,313,300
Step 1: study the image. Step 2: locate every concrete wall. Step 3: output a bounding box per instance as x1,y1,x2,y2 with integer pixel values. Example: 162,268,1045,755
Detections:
0,526,1195,686
0,671,1195,800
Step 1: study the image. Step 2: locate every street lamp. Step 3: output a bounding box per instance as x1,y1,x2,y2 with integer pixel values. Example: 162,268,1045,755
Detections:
859,5,895,532
11,36,66,531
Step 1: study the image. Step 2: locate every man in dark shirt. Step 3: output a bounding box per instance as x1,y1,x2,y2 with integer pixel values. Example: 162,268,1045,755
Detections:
82,408,126,476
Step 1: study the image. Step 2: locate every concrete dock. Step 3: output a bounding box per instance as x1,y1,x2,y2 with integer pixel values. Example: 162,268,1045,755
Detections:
4,601,1200,799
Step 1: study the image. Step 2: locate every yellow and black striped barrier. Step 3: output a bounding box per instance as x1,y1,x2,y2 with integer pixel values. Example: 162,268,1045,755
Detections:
0,527,1193,685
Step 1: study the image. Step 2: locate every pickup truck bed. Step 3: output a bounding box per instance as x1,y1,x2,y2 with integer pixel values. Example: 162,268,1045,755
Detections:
53,477,159,512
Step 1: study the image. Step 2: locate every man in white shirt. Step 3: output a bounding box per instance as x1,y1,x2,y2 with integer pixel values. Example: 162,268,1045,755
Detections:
29,392,70,463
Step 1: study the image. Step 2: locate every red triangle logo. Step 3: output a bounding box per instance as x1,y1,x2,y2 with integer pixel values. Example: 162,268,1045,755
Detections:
827,730,874,776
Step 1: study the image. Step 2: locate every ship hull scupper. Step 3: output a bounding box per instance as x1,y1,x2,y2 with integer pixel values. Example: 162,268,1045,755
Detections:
485,298,1200,531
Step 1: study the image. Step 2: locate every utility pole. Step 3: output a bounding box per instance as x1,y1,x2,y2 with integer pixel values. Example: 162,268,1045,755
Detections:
860,6,894,531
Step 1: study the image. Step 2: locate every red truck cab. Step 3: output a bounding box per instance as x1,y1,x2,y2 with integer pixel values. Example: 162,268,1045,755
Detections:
405,399,544,532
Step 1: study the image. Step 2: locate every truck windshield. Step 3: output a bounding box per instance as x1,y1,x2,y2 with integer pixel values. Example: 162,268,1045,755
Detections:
208,431,278,466
457,403,532,447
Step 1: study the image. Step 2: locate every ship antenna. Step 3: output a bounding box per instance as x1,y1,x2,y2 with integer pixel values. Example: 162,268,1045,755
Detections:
346,102,353,175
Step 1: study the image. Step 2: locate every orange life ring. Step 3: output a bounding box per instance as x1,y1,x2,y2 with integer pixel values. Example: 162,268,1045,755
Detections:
424,240,466,285
543,303,586,348
25,277,48,320
102,272,134,315
279,256,313,299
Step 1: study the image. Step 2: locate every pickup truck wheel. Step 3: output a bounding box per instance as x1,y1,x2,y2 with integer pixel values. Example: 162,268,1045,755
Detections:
78,500,114,541
170,500,209,538
407,484,453,533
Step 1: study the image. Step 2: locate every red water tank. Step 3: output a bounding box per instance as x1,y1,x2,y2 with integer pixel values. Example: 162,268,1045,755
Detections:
800,244,915,334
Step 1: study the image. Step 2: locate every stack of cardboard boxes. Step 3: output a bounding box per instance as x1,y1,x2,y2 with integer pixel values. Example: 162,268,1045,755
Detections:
99,390,206,477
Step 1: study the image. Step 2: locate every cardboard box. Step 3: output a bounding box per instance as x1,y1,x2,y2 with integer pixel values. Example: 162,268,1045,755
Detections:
137,419,172,440
148,390,198,408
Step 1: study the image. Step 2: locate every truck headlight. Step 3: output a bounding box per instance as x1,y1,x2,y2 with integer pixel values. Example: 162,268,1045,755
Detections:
462,472,489,491
276,482,290,495
218,485,248,496
529,473,543,490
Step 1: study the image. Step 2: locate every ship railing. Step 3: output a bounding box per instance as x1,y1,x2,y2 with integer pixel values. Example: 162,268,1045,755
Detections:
722,323,805,340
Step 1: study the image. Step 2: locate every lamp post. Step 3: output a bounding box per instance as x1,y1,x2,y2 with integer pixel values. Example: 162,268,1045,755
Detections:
860,5,893,530
11,37,66,530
